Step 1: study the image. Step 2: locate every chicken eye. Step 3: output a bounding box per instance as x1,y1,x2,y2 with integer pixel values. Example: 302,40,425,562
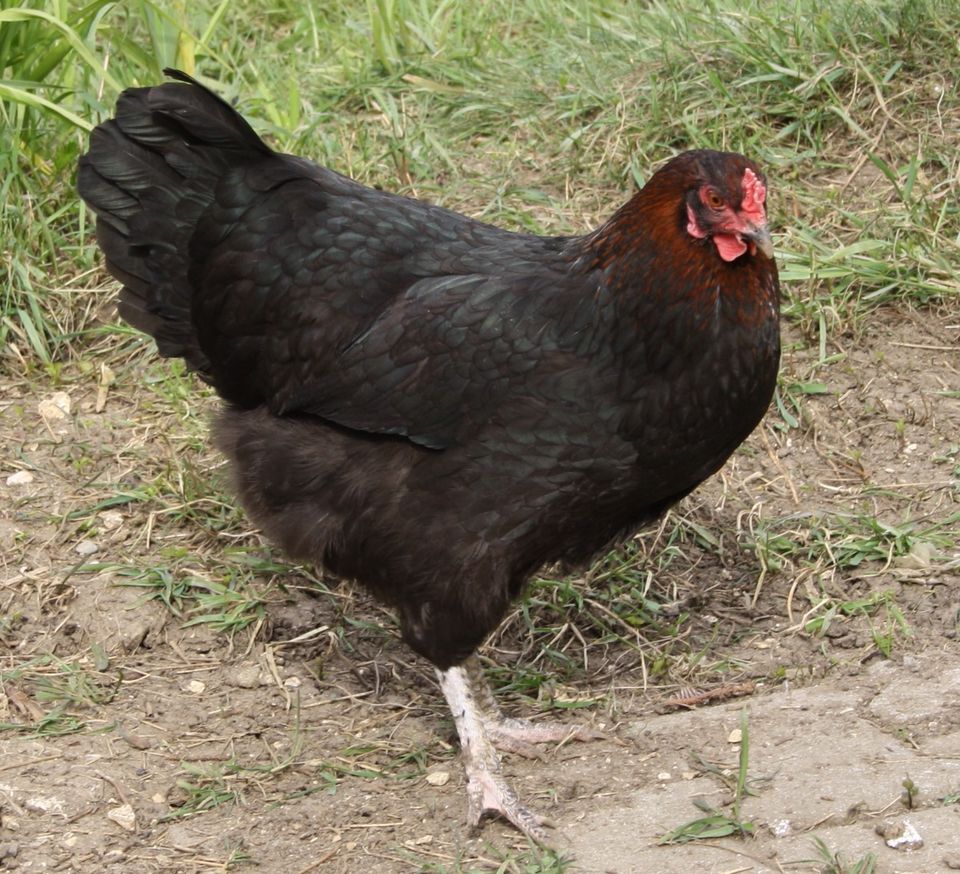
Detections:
705,190,724,209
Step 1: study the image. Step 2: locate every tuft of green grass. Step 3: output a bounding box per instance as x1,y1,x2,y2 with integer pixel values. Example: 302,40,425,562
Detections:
747,511,956,576
420,843,572,874
163,761,241,820
488,535,695,701
0,653,121,736
659,708,757,844
801,590,911,653
773,378,831,431
0,704,89,737
808,836,877,874
31,658,121,706
105,549,280,632
745,509,938,655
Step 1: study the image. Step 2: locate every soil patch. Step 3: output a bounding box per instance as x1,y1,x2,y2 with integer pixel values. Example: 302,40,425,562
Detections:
2,306,958,872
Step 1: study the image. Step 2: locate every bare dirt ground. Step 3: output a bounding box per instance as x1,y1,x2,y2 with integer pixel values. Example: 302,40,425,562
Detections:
2,306,959,873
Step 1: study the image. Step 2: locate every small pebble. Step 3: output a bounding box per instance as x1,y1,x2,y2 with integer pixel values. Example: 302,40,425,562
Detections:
876,819,923,851
38,392,71,419
106,804,136,832
5,470,33,486
770,819,792,838
75,539,99,556
228,665,261,689
99,511,124,530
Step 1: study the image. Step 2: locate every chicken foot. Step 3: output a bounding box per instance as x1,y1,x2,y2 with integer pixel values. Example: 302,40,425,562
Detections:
437,660,551,842
436,655,602,842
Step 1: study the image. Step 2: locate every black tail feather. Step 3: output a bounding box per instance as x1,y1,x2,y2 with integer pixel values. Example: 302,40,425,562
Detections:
78,70,272,374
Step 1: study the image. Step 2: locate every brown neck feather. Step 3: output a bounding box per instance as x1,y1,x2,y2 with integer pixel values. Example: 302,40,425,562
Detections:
580,178,779,334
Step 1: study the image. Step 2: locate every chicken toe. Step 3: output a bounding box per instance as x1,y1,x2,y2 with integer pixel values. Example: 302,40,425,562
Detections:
462,654,605,758
484,716,605,759
463,753,554,841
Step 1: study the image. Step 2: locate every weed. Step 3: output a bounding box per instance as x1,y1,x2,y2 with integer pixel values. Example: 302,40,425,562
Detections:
801,590,911,656
0,653,122,737
659,708,756,844
32,659,121,707
808,836,877,874
420,843,572,873
163,761,241,820
107,547,278,632
0,704,89,738
222,845,255,869
180,575,266,634
901,775,919,809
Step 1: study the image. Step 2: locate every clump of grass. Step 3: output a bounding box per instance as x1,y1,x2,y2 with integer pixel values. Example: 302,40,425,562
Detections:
0,704,88,738
420,844,572,874
163,761,241,820
0,653,121,736
106,549,281,633
487,508,730,700
800,590,911,656
748,511,954,576
660,708,757,843
808,837,877,874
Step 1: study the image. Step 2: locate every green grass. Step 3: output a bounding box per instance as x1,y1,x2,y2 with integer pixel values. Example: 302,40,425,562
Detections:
1,0,958,369
808,837,877,874
0,652,120,736
659,708,757,844
420,844,572,874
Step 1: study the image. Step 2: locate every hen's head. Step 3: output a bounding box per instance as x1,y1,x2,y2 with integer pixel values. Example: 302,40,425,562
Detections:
653,151,774,263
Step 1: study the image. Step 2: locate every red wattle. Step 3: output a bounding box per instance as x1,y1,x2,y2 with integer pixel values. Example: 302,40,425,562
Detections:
714,233,747,261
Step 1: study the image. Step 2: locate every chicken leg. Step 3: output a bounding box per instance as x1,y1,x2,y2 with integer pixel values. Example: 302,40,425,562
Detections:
436,654,602,842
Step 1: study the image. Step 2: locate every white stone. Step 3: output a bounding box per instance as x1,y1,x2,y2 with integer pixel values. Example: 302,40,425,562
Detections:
106,804,136,832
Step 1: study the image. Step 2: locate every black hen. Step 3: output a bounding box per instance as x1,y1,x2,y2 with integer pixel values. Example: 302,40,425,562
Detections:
78,69,780,841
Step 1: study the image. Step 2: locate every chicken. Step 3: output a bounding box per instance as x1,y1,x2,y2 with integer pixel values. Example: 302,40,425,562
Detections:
77,69,780,841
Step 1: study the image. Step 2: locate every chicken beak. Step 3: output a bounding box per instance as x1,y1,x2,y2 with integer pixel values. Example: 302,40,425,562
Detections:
744,225,775,258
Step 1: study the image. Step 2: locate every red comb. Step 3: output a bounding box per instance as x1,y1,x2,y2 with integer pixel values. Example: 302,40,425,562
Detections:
741,168,766,225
